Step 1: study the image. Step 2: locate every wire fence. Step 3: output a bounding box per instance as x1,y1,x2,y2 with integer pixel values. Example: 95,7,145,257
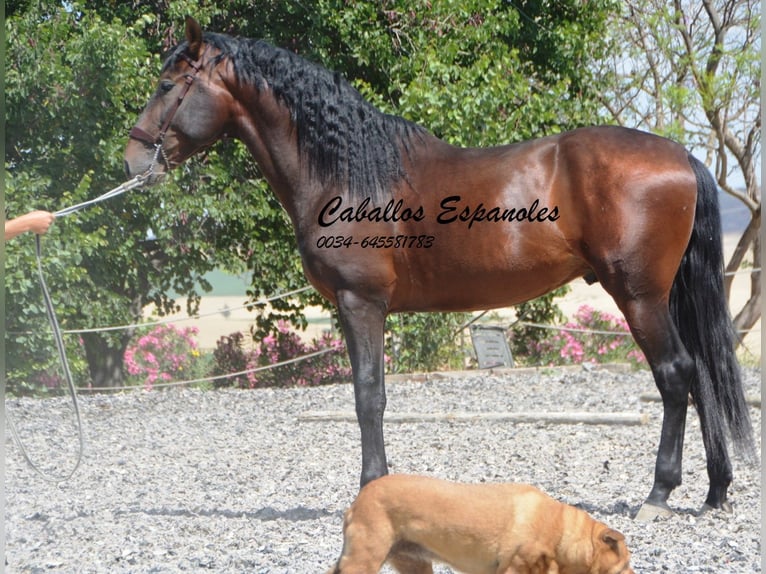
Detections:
61,285,313,335
14,273,762,394
49,283,758,393
77,347,336,393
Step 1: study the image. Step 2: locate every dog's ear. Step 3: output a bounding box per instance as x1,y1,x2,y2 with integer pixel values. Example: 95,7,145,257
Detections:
600,529,625,552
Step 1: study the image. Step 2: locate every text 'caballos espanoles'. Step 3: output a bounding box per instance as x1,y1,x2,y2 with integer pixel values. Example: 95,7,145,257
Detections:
317,195,560,229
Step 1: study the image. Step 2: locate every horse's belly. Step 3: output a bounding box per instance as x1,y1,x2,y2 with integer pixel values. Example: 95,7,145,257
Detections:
388,260,588,313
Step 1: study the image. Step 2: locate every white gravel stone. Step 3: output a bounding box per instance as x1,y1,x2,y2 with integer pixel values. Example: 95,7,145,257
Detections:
5,366,761,573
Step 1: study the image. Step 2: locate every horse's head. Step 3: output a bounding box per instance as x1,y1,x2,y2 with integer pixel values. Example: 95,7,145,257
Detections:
124,17,233,183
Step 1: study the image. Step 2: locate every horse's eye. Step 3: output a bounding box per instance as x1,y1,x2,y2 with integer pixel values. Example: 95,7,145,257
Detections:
160,80,175,94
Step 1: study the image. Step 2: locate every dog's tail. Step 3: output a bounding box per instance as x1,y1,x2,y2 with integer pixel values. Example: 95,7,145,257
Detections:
670,154,755,463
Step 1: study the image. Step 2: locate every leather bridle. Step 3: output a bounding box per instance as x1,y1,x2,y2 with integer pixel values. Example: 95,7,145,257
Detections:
128,51,204,170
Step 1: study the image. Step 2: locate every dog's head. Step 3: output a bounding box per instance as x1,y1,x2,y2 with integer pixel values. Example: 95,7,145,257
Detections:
591,527,634,574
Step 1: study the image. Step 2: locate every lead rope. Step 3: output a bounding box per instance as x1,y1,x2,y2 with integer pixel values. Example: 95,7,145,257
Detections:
7,173,150,482
6,236,85,482
53,172,149,218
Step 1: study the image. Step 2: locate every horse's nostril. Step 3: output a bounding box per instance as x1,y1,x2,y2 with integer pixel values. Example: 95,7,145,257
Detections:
124,160,132,178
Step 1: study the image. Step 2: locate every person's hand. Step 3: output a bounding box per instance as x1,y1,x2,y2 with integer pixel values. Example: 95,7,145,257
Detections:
23,211,56,234
4,210,56,240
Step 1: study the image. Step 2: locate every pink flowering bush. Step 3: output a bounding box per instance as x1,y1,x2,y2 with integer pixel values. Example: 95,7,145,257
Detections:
519,305,645,367
211,322,351,389
125,324,201,390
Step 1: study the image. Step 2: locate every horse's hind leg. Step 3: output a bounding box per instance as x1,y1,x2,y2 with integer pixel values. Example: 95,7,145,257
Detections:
613,297,695,520
336,290,389,488
697,409,734,513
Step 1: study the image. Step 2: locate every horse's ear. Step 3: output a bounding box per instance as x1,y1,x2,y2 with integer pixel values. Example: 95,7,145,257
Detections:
185,16,203,59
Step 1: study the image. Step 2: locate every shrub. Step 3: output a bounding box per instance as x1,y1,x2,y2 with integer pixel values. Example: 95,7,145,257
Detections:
124,324,201,390
515,305,645,367
385,312,471,373
211,322,351,389
509,288,569,361
5,326,91,397
210,332,250,388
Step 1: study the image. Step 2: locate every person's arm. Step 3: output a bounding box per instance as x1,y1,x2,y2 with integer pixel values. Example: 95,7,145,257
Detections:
4,211,56,240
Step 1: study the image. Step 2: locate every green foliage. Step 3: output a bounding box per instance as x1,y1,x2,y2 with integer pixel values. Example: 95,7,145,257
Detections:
386,312,471,373
599,0,760,153
309,0,616,145
5,3,166,388
508,287,569,361
210,333,250,389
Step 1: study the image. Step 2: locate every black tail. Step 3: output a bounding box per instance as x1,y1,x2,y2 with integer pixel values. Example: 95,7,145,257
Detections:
669,154,755,460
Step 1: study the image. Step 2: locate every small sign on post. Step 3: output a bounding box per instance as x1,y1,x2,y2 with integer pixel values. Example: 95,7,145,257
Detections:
470,325,513,369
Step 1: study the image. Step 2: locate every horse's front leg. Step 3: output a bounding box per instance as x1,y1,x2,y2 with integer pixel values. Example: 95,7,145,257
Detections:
336,290,389,488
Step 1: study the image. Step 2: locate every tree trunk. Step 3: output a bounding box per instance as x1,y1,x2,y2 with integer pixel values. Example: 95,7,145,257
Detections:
732,231,762,344
81,332,130,389
724,209,760,300
733,291,761,338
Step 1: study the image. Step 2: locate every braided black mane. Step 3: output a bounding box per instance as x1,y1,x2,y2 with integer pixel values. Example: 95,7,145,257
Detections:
165,33,425,199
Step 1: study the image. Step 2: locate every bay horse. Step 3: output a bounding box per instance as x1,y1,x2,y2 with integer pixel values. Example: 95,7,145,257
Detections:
124,18,754,520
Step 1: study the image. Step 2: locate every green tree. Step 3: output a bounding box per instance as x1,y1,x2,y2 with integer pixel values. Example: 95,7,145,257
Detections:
597,0,761,339
6,5,159,390
4,4,280,389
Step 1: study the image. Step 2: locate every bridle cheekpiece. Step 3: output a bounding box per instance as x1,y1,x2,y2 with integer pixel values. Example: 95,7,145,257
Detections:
128,51,204,171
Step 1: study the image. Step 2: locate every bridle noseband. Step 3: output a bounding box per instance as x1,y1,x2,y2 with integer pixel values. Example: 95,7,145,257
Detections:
129,51,204,170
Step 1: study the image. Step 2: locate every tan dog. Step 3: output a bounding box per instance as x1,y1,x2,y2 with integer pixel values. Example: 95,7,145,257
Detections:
328,474,634,574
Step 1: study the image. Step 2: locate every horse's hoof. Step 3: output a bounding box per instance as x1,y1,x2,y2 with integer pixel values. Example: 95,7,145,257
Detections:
699,501,733,515
635,502,673,521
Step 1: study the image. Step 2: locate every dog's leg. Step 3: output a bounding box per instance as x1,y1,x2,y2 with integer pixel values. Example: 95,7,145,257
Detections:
331,513,394,574
331,552,390,574
388,551,434,574
498,549,559,574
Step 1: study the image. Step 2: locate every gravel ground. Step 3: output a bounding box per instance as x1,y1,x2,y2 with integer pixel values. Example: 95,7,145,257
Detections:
5,365,761,573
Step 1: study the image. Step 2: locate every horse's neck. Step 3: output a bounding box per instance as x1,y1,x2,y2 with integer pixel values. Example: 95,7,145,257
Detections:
231,87,313,220
229,84,453,225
